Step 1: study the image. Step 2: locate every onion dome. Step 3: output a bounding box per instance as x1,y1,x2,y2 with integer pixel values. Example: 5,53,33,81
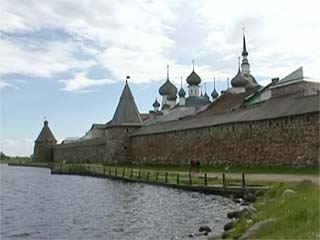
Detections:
152,98,160,108
167,92,177,101
178,87,186,97
204,92,210,100
231,68,249,87
186,60,201,85
159,79,177,96
211,89,219,99
159,65,177,96
231,57,249,88
186,70,201,85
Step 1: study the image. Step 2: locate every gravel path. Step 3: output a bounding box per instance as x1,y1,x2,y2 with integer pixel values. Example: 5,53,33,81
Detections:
205,173,320,186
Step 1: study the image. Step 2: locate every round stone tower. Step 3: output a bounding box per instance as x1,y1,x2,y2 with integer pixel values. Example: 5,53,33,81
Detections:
33,120,57,162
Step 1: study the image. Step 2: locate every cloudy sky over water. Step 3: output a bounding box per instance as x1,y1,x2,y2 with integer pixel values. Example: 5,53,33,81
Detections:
1,0,319,156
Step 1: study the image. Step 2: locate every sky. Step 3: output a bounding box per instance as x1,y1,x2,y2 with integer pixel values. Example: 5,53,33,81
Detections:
1,0,320,156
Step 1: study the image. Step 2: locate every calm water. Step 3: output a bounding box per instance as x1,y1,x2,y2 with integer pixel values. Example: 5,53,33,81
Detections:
0,164,236,240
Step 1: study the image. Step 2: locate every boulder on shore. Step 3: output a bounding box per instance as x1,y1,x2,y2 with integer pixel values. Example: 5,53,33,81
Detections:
244,192,256,202
239,218,276,240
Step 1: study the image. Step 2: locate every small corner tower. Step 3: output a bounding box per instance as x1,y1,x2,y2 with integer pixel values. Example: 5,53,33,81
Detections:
33,119,57,162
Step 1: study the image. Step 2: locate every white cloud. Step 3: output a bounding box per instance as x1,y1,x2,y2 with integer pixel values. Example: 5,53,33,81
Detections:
0,138,34,157
0,37,96,78
0,0,319,85
60,72,115,92
198,0,320,79
0,79,17,89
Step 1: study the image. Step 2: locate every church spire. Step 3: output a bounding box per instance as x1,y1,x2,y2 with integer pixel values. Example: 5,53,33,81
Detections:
167,64,169,80
211,77,218,99
240,27,250,75
242,27,248,57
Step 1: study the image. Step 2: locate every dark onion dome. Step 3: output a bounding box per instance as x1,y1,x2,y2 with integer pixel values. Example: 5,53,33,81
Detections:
231,68,249,88
152,98,160,107
243,73,259,86
211,89,219,99
167,93,177,101
178,87,186,97
186,70,201,85
159,79,177,96
204,92,210,100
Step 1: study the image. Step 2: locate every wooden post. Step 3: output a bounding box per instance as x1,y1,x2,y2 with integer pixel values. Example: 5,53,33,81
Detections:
242,172,246,188
147,172,150,181
115,168,117,176
156,172,159,181
177,173,179,184
138,170,141,179
122,168,125,178
165,172,168,183
222,173,226,188
130,169,133,178
109,167,111,175
103,166,106,175
189,173,192,185
204,172,207,186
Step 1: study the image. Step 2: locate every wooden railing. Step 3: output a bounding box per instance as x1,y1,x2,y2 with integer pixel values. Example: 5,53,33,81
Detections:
52,163,250,188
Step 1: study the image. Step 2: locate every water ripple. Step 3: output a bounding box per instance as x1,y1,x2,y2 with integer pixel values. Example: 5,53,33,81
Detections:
0,165,236,240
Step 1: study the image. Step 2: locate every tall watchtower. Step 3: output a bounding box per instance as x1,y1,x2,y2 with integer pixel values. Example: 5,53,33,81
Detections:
105,77,142,164
33,120,57,162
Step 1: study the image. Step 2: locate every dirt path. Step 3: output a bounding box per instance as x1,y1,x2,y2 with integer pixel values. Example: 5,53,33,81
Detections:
204,172,320,186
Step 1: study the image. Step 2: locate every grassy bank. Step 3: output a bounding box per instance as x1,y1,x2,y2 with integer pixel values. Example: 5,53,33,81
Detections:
229,181,320,239
0,157,32,164
103,163,319,175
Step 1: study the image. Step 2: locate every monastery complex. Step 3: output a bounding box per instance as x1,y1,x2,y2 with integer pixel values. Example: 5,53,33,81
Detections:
33,33,320,168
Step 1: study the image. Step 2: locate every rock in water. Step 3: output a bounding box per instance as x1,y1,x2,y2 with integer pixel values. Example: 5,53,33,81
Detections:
224,220,236,231
227,210,242,219
199,225,211,235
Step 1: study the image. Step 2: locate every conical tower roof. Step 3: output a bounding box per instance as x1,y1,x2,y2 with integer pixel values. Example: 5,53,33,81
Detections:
35,120,57,143
111,81,142,126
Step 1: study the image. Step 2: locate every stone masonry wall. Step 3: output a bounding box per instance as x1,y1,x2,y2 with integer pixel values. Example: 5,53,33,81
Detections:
54,138,106,163
131,113,320,168
33,142,56,162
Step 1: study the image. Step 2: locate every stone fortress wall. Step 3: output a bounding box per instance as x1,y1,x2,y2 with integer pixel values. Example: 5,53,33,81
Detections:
53,112,319,168
54,138,106,163
130,112,320,168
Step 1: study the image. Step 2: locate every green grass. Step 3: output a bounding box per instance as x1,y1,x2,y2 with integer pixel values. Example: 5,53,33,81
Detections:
0,157,32,164
103,163,319,175
229,181,320,239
